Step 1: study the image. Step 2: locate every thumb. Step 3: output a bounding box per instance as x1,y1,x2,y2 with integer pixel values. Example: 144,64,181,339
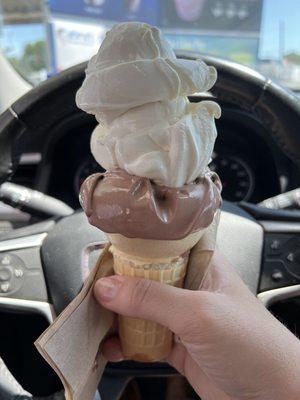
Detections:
94,275,202,335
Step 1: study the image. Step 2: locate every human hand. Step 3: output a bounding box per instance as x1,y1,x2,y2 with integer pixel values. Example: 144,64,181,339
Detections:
94,252,300,400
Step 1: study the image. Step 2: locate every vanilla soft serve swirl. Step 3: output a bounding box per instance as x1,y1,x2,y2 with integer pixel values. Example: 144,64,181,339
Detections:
76,22,221,187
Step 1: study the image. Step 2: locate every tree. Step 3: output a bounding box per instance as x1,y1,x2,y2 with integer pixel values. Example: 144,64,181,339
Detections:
22,40,46,71
284,52,300,65
8,39,47,84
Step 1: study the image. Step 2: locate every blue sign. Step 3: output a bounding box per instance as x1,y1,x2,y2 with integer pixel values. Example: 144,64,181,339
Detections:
162,0,263,33
47,0,160,25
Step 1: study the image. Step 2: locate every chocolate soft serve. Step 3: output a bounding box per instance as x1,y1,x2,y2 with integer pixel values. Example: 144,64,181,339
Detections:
80,169,221,240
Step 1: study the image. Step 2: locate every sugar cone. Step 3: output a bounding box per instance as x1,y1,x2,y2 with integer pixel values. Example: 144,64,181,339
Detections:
107,229,205,362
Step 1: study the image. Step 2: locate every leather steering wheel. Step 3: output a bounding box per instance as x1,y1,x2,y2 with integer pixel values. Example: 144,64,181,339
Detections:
0,53,300,399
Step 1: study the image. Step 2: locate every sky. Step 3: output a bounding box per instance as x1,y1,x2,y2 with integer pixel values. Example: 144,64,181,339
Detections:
1,0,300,60
0,23,45,57
259,0,300,59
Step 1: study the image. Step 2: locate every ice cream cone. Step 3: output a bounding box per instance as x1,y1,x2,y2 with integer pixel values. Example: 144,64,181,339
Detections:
77,22,222,364
108,229,205,361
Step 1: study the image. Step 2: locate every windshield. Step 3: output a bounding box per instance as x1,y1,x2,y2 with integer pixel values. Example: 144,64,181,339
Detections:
0,0,300,91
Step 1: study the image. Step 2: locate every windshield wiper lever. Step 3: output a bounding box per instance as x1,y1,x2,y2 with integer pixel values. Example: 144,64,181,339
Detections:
0,182,74,218
258,188,300,210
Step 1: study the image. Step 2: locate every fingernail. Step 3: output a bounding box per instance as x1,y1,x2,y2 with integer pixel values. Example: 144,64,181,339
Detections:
95,277,121,301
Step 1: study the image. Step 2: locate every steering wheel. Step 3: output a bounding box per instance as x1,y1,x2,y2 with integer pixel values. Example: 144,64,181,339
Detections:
0,53,300,399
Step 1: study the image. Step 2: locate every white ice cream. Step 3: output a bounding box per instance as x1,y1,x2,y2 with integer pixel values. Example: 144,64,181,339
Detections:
76,22,221,187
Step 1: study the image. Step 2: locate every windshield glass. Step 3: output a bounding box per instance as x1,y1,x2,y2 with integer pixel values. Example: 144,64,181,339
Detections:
0,0,300,90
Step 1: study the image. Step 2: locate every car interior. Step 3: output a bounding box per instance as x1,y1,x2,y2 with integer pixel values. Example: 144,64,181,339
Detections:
0,53,300,399
1,1,300,400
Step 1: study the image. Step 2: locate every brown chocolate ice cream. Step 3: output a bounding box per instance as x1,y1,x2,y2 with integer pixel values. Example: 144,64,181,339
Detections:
80,169,221,240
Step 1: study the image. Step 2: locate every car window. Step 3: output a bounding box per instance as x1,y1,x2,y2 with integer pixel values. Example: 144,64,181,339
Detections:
0,0,299,91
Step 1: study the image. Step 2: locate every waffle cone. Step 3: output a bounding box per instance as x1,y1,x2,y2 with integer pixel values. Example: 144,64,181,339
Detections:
108,229,206,362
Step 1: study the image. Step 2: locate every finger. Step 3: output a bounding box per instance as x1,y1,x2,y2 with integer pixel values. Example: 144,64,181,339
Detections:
101,336,124,362
93,275,203,336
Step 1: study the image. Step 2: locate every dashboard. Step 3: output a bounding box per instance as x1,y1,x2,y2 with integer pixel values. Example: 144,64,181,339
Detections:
7,96,298,214
73,147,256,203
72,149,259,203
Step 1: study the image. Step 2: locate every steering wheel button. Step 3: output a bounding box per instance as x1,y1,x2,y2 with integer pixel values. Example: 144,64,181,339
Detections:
287,253,295,262
265,236,285,256
0,255,11,265
0,282,10,293
271,270,283,282
0,268,11,282
14,269,23,278
284,249,300,279
270,240,280,250
259,259,297,292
